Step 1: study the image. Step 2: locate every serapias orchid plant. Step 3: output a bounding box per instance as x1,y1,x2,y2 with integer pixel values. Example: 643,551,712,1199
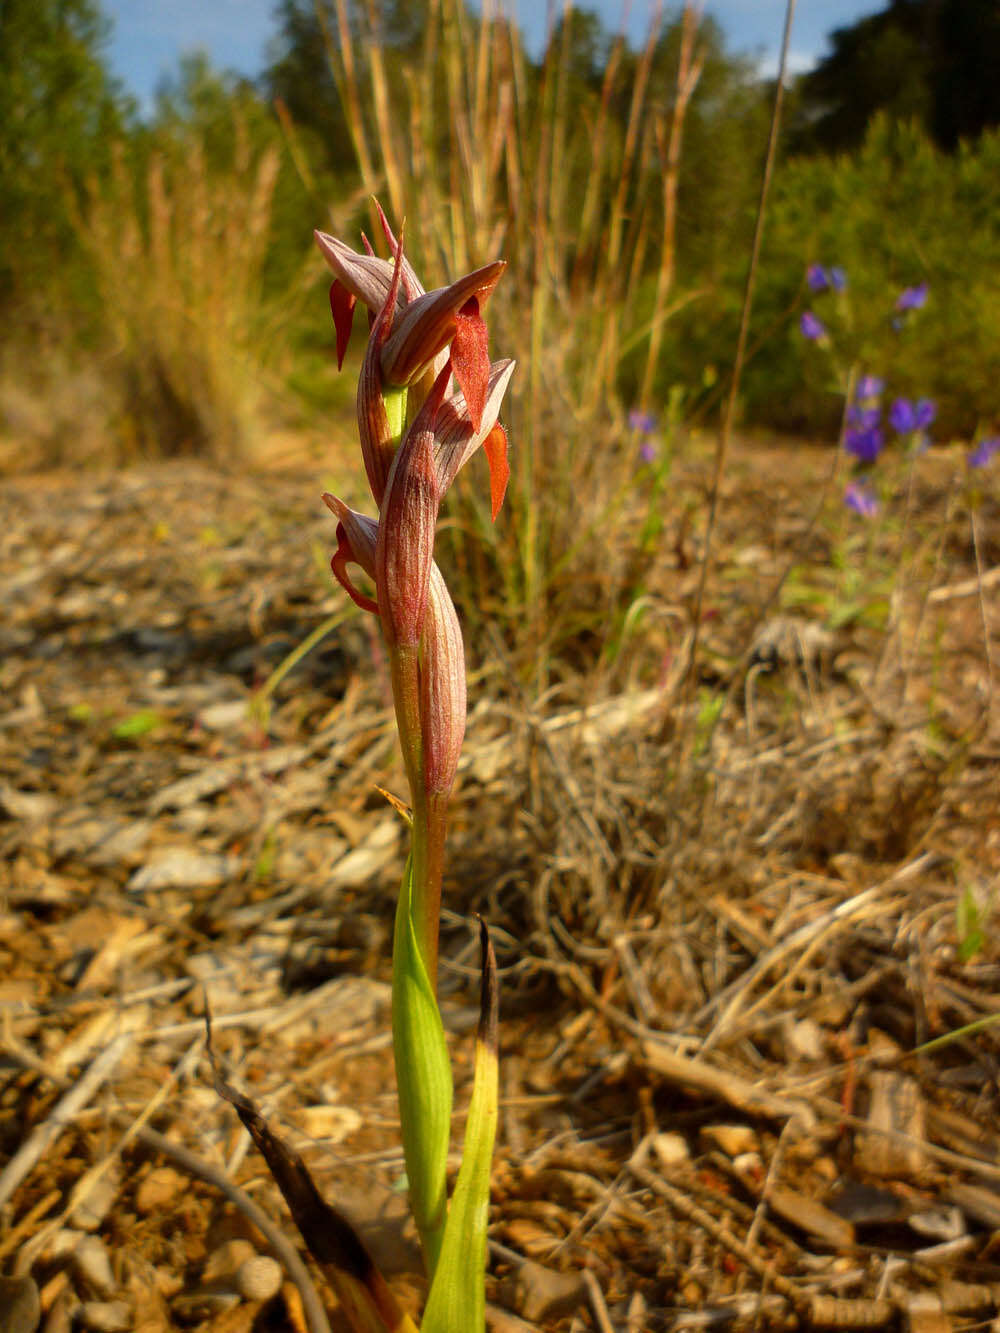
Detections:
216,203,514,1333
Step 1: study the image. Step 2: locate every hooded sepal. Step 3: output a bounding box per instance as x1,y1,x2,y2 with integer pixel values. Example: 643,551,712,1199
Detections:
380,262,506,393
315,227,424,316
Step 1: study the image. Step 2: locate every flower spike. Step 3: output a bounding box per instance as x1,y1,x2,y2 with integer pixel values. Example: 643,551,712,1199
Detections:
314,202,513,1307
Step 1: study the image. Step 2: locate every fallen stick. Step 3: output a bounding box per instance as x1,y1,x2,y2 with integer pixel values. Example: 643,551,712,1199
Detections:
0,1033,133,1211
639,1040,815,1126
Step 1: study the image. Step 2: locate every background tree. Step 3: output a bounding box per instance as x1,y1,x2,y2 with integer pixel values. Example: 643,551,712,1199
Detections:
791,0,1000,153
0,0,126,319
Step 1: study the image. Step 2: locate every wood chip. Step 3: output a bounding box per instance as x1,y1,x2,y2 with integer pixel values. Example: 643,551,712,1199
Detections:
498,1258,587,1323
765,1185,855,1249
855,1072,926,1177
947,1182,1000,1230
128,850,240,891
903,1293,951,1333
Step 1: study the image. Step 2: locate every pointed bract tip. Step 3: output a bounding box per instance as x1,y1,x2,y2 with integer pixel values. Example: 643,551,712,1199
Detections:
372,219,406,348
476,915,499,1054
375,199,399,255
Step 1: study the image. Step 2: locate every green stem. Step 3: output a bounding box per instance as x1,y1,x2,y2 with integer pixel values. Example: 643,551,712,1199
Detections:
388,644,446,987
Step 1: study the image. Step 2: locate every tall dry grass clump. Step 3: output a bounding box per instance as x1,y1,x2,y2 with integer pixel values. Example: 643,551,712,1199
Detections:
314,0,707,680
79,115,287,461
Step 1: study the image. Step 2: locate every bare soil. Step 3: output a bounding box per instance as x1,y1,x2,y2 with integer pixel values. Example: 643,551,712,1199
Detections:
1,442,999,1333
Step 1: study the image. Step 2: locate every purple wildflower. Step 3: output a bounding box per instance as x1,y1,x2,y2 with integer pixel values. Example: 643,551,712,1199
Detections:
844,480,879,517
628,409,657,434
800,310,826,341
914,399,936,429
895,283,928,312
829,267,848,291
639,440,658,464
807,264,829,292
845,425,885,463
968,436,1000,468
856,374,884,401
889,397,936,434
847,404,881,431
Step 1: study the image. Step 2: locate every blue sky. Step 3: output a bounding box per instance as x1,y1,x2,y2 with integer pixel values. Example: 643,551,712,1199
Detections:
103,1,884,110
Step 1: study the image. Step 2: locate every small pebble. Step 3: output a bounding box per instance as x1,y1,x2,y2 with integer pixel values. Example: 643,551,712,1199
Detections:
71,1237,115,1299
732,1151,763,1177
700,1124,759,1157
785,1017,825,1062
909,1206,966,1242
235,1256,282,1302
135,1166,184,1216
293,1105,363,1142
35,1231,82,1265
651,1132,690,1170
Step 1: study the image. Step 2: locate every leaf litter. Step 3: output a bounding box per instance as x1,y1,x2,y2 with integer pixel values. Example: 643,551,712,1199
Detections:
0,445,998,1331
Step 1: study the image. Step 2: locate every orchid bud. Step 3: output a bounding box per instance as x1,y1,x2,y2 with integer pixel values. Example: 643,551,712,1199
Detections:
420,567,467,800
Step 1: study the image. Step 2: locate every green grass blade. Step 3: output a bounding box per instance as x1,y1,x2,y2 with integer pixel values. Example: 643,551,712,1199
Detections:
420,920,498,1333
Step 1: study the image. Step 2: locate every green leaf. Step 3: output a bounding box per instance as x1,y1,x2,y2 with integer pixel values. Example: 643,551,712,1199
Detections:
421,921,498,1333
956,885,984,963
111,709,163,739
392,856,453,1275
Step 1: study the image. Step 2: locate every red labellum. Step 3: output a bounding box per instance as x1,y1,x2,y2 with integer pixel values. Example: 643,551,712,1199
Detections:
329,282,356,370
482,422,509,521
325,507,379,615
451,297,490,432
